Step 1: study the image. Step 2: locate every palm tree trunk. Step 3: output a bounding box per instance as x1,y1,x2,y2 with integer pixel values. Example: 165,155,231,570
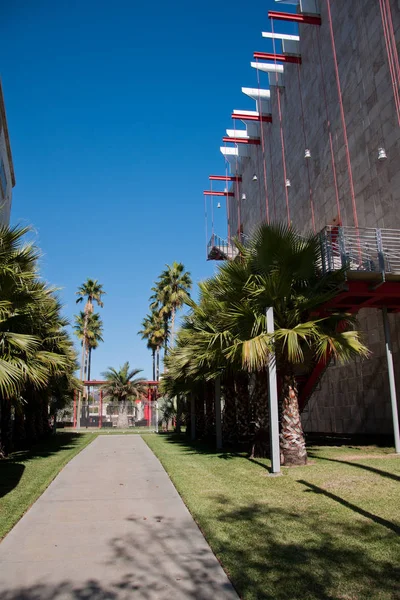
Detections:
117,401,129,429
0,398,12,456
280,375,307,466
251,370,270,458
204,382,214,439
170,308,176,347
222,379,238,446
194,393,205,439
152,349,156,381
156,347,160,380
235,372,251,443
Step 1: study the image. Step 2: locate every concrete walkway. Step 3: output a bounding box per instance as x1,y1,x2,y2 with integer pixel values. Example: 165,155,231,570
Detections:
0,435,238,600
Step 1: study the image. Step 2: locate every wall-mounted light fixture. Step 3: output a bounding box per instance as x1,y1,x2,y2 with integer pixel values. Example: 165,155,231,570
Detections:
285,179,291,188
217,202,221,209
252,174,258,181
241,193,247,201
304,149,311,159
378,147,387,160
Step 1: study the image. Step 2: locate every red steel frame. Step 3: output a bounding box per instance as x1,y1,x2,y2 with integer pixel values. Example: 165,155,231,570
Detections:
231,112,272,123
209,175,242,182
203,190,235,197
76,380,159,429
268,10,322,26
253,51,301,64
222,137,261,145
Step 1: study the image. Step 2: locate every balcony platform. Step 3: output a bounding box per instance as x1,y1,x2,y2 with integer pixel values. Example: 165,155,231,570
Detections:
207,234,239,261
319,226,400,312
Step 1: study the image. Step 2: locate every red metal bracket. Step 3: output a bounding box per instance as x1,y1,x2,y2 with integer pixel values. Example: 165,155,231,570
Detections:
222,137,261,145
231,112,272,123
268,10,321,25
203,190,235,197
209,175,242,182
254,51,301,64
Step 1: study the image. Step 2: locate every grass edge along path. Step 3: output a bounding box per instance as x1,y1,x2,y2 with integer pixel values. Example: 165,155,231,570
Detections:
0,431,96,540
144,434,400,600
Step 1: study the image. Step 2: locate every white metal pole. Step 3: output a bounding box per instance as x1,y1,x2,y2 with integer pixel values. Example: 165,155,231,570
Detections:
266,307,281,473
215,377,222,450
382,308,400,453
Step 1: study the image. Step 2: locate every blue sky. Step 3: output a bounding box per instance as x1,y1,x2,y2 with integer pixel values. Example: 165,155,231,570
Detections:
0,0,295,379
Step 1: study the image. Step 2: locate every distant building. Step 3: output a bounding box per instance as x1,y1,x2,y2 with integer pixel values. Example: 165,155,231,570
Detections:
0,81,15,225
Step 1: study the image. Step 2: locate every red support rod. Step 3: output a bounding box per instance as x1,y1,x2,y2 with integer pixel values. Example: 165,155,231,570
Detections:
222,137,261,145
253,51,301,64
209,175,242,182
73,390,77,428
203,190,235,197
268,10,322,26
231,113,272,122
99,390,103,429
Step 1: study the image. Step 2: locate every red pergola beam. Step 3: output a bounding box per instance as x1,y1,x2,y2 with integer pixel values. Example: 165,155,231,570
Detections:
209,175,242,182
222,137,261,145
203,190,235,197
83,379,159,386
253,51,301,64
268,10,322,26
231,112,272,123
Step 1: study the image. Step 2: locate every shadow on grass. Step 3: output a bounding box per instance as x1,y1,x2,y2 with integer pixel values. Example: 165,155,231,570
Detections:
158,432,273,473
299,479,400,535
0,433,86,499
209,499,400,599
307,452,400,483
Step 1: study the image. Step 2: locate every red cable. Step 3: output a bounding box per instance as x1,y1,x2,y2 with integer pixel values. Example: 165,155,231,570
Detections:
379,0,400,125
255,57,270,223
326,0,358,229
225,161,231,242
233,122,241,239
204,193,208,259
385,0,400,86
296,63,316,232
268,132,277,221
316,28,341,224
210,180,214,236
271,18,290,225
380,0,400,119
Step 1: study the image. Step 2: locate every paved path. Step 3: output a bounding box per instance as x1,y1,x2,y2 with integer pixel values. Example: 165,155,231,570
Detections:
0,435,238,600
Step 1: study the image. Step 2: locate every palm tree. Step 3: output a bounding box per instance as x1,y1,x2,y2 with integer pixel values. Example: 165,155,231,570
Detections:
138,312,164,380
157,262,192,347
163,224,369,465
74,311,104,381
0,225,78,453
75,279,105,427
101,362,146,428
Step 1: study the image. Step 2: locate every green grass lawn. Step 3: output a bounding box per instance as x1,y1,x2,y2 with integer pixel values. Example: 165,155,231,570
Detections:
0,432,95,539
145,434,400,600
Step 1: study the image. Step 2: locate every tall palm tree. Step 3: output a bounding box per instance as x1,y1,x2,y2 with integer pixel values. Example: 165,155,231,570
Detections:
138,312,164,380
74,311,104,382
101,362,146,428
157,262,192,347
75,279,105,427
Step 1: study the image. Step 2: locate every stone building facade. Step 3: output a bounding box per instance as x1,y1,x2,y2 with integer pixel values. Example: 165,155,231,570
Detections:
222,0,400,435
0,81,15,225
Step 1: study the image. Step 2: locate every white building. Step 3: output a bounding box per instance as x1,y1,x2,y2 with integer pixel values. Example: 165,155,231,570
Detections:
0,81,15,225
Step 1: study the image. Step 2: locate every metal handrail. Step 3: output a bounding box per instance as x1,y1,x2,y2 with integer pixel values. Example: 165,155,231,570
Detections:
319,226,400,276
